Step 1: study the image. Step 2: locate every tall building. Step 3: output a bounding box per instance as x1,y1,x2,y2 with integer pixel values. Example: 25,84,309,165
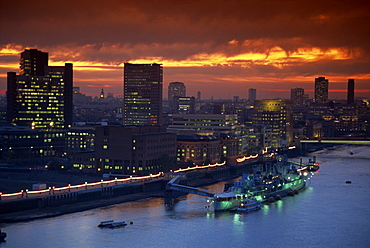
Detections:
19,49,49,76
248,88,256,104
290,88,305,107
168,82,186,101
314,77,329,103
197,91,201,101
252,100,293,148
347,79,355,104
123,63,163,126
7,49,73,129
168,82,186,112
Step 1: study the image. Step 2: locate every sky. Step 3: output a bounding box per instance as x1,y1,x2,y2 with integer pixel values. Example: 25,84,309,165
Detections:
0,0,369,100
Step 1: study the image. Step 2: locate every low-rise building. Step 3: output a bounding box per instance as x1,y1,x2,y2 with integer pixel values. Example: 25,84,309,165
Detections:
93,125,177,175
0,121,65,166
176,131,220,165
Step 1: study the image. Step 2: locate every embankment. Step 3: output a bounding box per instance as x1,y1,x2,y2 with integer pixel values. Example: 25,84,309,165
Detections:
0,162,255,223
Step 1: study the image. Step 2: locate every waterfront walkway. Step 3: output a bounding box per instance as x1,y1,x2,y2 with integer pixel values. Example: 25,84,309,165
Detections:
0,175,238,223
0,191,156,223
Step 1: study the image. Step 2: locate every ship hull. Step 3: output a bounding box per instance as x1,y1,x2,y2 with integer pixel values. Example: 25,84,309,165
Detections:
254,178,306,202
212,178,307,211
213,200,240,211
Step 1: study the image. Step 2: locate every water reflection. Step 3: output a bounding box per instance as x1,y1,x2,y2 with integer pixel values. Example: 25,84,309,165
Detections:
276,200,283,212
232,214,245,226
261,203,270,215
2,148,370,248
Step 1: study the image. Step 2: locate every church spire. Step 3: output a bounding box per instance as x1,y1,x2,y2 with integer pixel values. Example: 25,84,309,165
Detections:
100,88,105,99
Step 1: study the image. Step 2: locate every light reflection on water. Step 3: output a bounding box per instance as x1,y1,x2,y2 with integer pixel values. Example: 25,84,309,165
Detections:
1,147,370,248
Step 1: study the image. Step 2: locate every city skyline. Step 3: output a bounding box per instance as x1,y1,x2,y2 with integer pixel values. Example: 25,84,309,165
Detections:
1,0,369,99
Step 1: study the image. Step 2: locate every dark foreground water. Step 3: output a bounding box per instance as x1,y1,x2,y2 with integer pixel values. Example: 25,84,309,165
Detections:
1,146,370,248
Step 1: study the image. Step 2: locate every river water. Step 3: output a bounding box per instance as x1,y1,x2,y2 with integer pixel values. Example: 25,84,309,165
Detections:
1,146,369,248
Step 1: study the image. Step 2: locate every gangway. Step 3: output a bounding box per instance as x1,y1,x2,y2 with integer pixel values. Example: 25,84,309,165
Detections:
166,176,215,197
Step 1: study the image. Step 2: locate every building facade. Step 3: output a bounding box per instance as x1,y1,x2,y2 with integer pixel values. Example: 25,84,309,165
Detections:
93,126,176,175
291,87,305,107
168,114,241,133
176,131,221,165
347,79,355,104
174,96,195,114
0,121,66,166
19,49,49,76
7,49,73,129
314,77,329,103
168,114,245,162
123,63,163,126
248,88,256,105
168,81,186,112
252,100,293,148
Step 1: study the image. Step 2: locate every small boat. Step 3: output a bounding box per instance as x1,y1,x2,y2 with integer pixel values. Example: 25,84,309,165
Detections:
98,220,127,228
0,229,6,242
307,163,319,171
350,151,354,155
237,197,261,212
307,160,320,171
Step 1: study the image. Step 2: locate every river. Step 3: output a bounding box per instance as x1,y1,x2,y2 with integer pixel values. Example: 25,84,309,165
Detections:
1,146,369,248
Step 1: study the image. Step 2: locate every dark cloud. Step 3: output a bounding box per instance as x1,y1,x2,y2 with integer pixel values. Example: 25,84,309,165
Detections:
0,0,369,99
1,0,369,49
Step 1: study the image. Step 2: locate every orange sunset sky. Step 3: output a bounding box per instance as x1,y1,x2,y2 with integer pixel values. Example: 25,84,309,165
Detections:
0,0,369,100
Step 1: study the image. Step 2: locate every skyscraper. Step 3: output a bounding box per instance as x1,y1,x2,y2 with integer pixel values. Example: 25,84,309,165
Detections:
123,63,163,126
19,49,49,76
197,91,201,101
168,82,186,101
252,100,293,148
7,49,73,129
290,87,305,107
248,88,256,104
314,77,329,103
347,79,355,104
168,81,186,112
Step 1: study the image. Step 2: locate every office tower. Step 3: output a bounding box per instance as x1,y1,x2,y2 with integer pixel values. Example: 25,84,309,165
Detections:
7,49,73,129
168,82,186,112
168,82,186,101
314,77,328,103
20,48,48,76
252,100,293,148
290,88,305,107
347,79,355,104
197,91,201,101
248,88,256,104
123,63,163,126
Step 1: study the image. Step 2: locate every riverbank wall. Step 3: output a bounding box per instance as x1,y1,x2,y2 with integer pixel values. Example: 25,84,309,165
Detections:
0,180,165,215
0,161,256,221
